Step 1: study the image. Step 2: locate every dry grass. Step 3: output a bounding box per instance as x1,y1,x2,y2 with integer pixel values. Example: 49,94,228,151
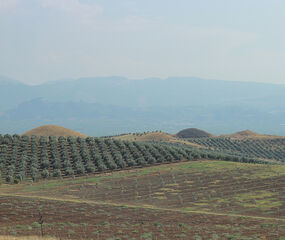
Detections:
220,129,285,139
113,131,202,147
23,125,88,138
113,131,173,142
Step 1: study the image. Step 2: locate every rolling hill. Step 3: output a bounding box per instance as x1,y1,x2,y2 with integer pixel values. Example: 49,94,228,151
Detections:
176,128,214,138
221,129,284,139
23,125,88,138
112,131,201,147
112,128,285,162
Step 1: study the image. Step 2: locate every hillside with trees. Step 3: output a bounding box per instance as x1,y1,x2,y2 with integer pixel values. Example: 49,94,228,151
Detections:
0,134,267,184
187,137,285,161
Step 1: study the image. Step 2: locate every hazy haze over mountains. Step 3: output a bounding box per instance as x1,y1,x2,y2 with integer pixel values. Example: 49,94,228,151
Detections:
1,0,285,135
0,75,285,136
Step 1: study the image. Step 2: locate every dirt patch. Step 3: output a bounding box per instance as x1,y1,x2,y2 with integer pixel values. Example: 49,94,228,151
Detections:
0,196,284,240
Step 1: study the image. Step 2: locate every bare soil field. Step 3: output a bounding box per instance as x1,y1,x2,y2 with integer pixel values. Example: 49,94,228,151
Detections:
1,160,285,239
1,195,285,240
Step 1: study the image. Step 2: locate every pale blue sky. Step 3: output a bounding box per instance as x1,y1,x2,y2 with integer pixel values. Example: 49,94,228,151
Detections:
0,0,284,84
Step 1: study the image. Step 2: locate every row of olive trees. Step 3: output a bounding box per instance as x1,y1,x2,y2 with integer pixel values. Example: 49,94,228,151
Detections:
86,137,107,171
113,139,136,167
39,136,50,179
96,138,118,170
30,135,39,181
5,135,19,182
68,136,86,174
58,136,74,176
14,135,29,182
188,137,285,161
78,137,96,173
49,136,62,177
0,135,272,183
105,139,127,169
0,145,8,180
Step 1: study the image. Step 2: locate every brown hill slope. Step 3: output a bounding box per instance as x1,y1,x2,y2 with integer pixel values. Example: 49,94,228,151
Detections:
113,131,202,148
229,130,260,138
176,128,214,138
221,129,284,139
23,125,88,138
114,132,173,142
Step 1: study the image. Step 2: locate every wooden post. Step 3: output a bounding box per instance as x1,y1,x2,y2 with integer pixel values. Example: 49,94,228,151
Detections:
38,211,44,237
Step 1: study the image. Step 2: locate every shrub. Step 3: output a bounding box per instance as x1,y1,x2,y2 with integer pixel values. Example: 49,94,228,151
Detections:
41,169,50,178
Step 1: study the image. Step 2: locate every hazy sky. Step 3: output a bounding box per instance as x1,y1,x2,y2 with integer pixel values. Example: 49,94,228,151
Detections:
0,0,284,85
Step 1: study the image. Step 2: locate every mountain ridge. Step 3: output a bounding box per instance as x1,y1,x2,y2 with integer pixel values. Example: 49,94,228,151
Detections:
1,76,285,136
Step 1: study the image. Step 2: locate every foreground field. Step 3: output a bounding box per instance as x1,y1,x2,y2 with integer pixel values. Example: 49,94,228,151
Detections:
0,237,56,240
1,160,285,239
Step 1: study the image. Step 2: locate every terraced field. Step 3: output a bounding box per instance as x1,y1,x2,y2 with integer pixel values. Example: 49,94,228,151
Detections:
1,160,285,239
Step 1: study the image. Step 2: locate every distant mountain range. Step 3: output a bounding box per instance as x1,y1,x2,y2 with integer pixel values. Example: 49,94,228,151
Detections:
1,75,285,136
